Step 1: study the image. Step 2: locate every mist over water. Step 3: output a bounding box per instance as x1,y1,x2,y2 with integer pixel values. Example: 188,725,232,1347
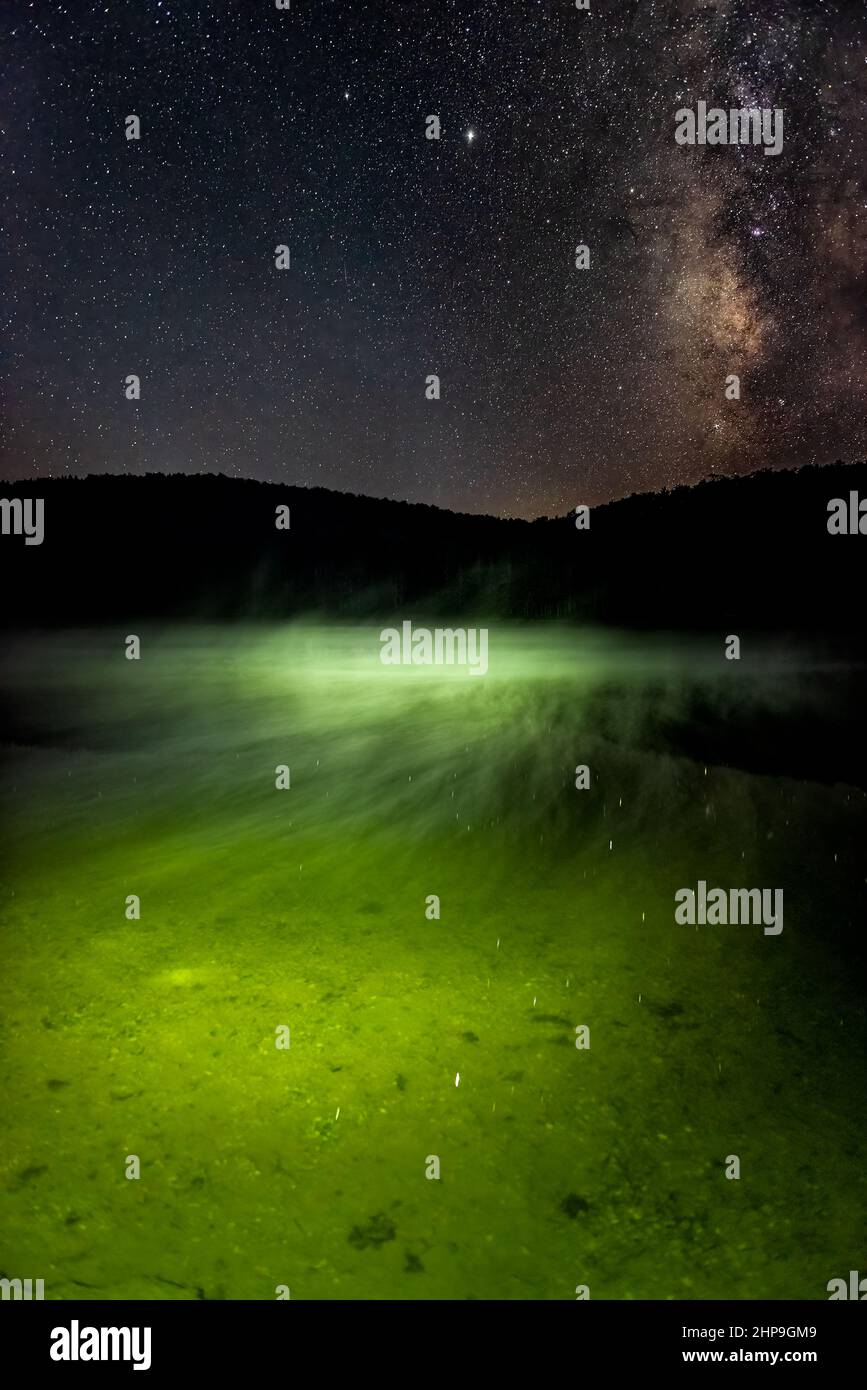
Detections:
1,621,847,850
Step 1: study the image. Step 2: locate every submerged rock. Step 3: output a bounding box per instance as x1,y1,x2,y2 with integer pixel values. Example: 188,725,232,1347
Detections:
348,1213,397,1249
559,1193,591,1219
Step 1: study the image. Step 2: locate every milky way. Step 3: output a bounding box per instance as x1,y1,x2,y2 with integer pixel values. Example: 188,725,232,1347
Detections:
3,0,865,517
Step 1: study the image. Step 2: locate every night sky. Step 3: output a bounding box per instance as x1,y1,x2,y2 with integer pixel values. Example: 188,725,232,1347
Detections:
3,0,865,518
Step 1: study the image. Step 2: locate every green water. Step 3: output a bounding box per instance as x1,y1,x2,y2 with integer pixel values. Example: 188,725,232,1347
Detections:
1,624,865,1299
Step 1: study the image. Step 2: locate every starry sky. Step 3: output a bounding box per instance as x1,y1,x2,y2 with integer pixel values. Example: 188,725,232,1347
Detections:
3,0,865,518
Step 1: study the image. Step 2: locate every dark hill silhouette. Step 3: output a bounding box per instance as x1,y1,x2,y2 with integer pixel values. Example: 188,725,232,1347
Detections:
0,463,865,642
3,463,867,787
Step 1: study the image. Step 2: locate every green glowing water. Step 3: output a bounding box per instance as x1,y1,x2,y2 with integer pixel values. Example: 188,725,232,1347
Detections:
1,625,865,1299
